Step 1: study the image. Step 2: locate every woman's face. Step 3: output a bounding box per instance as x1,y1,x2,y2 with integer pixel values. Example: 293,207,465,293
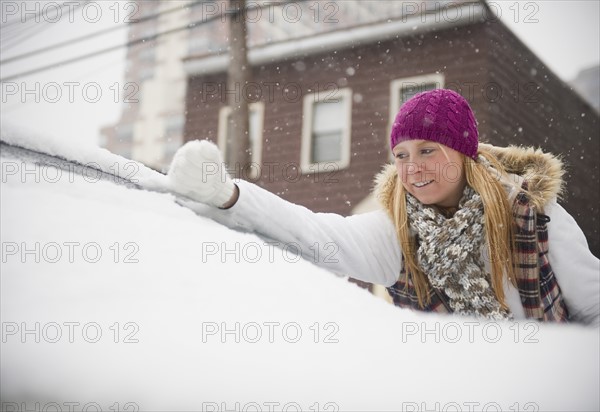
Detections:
392,140,467,208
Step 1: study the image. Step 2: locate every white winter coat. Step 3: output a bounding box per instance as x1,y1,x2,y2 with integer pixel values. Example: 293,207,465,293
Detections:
206,144,600,326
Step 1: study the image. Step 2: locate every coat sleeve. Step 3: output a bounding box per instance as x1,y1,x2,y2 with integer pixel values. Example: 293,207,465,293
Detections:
205,179,402,286
545,200,600,327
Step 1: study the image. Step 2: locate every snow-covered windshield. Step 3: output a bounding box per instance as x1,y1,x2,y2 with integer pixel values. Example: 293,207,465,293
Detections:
2,1,599,410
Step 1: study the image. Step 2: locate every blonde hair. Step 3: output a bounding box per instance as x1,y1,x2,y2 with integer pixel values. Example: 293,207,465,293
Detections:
391,145,518,309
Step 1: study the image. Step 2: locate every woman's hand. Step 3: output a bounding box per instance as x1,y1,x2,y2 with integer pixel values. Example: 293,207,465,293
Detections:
167,140,237,208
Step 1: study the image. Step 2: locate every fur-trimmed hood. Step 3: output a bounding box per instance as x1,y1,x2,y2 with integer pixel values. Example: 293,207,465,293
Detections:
373,143,565,215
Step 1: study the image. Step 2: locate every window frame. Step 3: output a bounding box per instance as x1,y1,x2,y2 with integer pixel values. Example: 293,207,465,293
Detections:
388,73,445,159
300,87,353,174
217,101,265,179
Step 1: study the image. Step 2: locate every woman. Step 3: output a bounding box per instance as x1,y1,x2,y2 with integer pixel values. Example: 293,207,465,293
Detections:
167,88,599,326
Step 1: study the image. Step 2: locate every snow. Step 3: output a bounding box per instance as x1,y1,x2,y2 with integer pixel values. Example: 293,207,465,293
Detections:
1,131,599,411
1,125,168,192
184,2,485,77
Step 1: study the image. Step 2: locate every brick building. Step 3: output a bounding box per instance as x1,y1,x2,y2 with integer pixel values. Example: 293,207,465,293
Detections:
183,0,599,261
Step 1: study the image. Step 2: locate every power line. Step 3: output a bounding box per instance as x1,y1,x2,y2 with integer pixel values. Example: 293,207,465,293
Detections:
1,14,67,51
1,31,155,82
1,2,89,51
0,52,123,114
1,0,205,64
0,1,296,83
0,1,89,29
1,21,49,50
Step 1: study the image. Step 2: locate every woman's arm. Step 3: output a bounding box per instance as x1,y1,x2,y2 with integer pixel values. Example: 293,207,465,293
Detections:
545,200,600,326
167,140,402,286
206,179,402,286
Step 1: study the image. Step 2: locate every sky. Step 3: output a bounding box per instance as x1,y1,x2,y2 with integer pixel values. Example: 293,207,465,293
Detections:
0,0,598,148
497,0,599,80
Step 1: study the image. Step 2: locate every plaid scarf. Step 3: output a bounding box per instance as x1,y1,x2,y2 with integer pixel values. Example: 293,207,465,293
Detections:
405,186,513,320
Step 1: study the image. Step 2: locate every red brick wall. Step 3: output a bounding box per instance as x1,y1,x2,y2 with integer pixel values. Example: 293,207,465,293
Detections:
478,18,599,256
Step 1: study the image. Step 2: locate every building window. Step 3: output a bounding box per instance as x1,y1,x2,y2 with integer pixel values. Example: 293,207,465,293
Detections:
116,123,134,143
165,115,184,138
390,73,445,116
138,46,155,64
138,67,154,81
301,87,352,173
163,115,185,163
217,102,264,178
389,73,444,155
188,30,210,54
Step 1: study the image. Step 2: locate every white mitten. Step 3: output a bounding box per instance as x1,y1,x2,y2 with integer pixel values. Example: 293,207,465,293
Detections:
167,140,235,208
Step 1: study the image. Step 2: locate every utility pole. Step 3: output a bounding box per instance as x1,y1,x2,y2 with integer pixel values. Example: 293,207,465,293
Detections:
226,0,252,179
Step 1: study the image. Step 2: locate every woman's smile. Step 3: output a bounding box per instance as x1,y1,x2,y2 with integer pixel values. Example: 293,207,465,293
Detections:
393,139,467,207
412,179,434,188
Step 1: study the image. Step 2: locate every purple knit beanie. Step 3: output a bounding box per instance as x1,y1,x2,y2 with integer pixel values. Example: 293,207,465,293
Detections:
390,89,479,159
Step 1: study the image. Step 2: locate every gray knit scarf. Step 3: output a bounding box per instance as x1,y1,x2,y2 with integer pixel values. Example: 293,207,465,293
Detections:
405,185,513,320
